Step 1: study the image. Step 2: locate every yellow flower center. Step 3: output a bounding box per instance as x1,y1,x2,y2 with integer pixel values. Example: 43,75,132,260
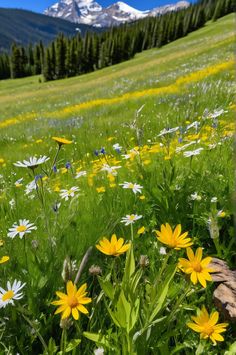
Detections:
191,261,202,272
2,290,14,302
202,323,214,336
129,215,135,220
16,225,27,232
128,183,134,189
67,295,78,308
110,245,117,255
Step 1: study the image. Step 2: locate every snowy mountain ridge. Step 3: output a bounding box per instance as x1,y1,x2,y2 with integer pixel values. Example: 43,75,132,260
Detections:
44,0,190,27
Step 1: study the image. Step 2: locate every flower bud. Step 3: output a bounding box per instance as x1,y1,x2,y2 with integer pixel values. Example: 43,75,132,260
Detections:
61,257,72,283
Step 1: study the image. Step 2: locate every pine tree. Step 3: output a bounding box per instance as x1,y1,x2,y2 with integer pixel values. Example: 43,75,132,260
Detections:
43,48,54,81
10,44,24,78
55,34,66,79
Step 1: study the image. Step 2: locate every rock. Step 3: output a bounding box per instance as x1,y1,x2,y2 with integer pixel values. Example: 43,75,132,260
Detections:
210,258,236,322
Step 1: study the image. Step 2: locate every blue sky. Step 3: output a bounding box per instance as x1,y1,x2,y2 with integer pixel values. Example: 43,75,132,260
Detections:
0,0,194,12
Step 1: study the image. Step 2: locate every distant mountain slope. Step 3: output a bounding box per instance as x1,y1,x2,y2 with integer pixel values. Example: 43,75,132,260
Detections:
0,8,99,51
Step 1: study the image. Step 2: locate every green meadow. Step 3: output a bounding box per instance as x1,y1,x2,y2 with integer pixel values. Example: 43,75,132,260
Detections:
0,14,235,354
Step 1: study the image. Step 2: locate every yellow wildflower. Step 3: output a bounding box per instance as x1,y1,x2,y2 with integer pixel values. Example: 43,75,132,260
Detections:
187,306,228,345
96,187,105,193
155,223,192,250
0,256,9,264
178,248,214,288
52,281,91,320
96,234,130,256
137,226,145,235
52,137,72,146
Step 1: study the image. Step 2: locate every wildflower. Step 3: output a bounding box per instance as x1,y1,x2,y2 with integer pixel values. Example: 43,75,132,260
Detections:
211,197,217,203
14,156,49,169
178,248,214,288
158,126,179,136
75,171,87,179
208,216,219,239
51,281,91,320
7,219,37,239
100,147,106,155
139,195,145,200
139,255,149,268
96,234,130,256
113,143,122,152
155,223,192,250
61,257,73,283
217,210,226,218
0,240,4,247
120,182,143,194
137,226,145,235
25,179,37,195
0,280,25,308
9,198,15,209
52,202,61,213
121,214,142,225
52,137,72,146
101,164,121,175
89,265,102,276
190,192,202,201
15,178,23,187
183,148,204,158
187,306,228,345
94,347,104,355
53,165,57,173
60,187,80,201
159,247,167,255
0,256,9,264
96,187,106,193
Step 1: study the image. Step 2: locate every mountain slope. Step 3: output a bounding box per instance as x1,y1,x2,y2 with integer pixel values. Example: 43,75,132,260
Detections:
0,8,99,51
44,0,189,27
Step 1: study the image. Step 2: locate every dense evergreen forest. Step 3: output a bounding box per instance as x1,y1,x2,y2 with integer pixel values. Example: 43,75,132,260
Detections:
0,0,234,81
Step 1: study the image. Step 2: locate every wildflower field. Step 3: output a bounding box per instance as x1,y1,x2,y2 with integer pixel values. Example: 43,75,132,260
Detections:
0,14,235,354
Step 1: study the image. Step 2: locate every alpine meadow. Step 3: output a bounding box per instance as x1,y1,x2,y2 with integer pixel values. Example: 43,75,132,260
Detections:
0,7,235,355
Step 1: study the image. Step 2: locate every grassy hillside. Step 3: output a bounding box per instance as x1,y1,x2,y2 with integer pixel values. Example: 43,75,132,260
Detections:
0,8,98,51
0,14,235,354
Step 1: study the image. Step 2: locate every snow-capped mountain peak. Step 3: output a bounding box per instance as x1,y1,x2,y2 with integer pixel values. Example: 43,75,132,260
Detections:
44,0,190,27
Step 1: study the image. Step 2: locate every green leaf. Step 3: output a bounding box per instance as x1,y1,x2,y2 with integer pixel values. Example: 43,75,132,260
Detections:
83,332,110,348
149,266,176,323
129,297,140,332
123,245,135,286
224,342,236,355
98,277,114,300
130,269,143,295
65,339,81,352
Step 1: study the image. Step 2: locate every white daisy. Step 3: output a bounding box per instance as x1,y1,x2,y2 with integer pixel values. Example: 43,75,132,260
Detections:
158,126,179,137
120,182,143,194
7,219,37,239
113,143,122,151
183,148,204,157
101,164,121,175
14,156,50,169
175,141,199,153
0,280,25,308
25,179,37,195
121,214,142,225
60,187,80,201
75,171,87,179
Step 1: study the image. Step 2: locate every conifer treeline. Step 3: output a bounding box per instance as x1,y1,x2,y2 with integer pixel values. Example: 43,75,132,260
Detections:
0,0,234,81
